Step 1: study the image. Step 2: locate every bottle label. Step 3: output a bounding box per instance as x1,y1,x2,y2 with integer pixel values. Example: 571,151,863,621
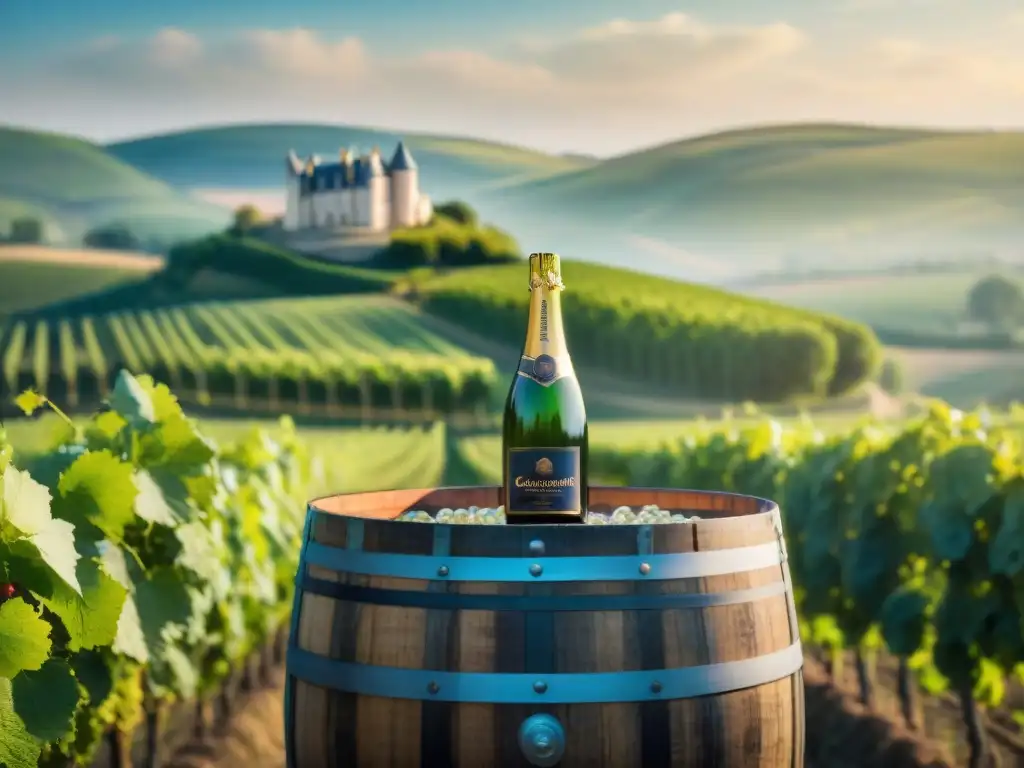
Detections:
517,354,572,387
506,447,582,516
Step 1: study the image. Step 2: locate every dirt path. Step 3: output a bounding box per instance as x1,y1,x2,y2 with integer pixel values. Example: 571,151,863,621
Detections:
0,244,164,270
165,670,286,768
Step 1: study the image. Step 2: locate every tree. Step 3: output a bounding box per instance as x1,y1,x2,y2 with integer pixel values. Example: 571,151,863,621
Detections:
230,204,263,236
9,217,43,244
83,224,140,251
966,274,1024,331
433,201,478,227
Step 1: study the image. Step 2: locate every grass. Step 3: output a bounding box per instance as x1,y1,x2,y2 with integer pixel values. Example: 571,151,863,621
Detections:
892,346,1024,408
746,270,1011,333
0,126,230,244
0,247,161,317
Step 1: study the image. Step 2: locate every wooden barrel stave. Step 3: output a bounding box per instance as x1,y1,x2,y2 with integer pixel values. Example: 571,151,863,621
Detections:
287,487,803,768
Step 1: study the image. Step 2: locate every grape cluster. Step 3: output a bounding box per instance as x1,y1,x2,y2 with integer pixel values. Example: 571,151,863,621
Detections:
396,504,701,525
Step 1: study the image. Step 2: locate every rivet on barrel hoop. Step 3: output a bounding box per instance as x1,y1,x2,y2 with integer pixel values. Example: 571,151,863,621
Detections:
533,680,548,694
650,681,663,693
529,539,545,556
437,565,450,577
639,562,651,575
518,713,565,767
427,681,440,695
529,563,543,577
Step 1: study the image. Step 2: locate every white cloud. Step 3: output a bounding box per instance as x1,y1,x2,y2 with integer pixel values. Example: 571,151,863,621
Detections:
149,28,202,69
233,28,367,78
4,12,1024,154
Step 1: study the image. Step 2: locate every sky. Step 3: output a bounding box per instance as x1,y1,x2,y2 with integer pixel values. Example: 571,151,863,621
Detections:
1,0,1024,155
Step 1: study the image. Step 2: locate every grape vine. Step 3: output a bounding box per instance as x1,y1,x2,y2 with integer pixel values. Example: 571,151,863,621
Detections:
0,370,310,767
587,402,1024,768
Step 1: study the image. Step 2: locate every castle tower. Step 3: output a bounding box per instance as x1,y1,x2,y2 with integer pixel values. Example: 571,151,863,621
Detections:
389,141,419,228
366,147,390,230
283,150,303,231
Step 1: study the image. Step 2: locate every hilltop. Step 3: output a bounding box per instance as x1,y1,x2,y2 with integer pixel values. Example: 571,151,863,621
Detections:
0,126,232,245
483,123,1024,273
106,123,596,200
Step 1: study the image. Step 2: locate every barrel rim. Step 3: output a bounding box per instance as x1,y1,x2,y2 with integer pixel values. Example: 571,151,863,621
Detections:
306,485,780,528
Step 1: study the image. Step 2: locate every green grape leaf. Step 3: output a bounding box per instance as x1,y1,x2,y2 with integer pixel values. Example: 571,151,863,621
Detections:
2,466,53,536
141,415,217,471
108,370,155,425
136,568,192,654
150,643,198,701
70,650,114,709
17,448,83,497
0,598,52,679
56,451,138,542
112,594,148,664
13,390,47,417
12,523,82,597
0,677,41,768
84,411,127,446
1,467,82,594
11,658,81,743
951,446,997,515
41,558,127,651
133,471,179,527
98,541,131,590
135,375,183,422
921,499,974,561
991,488,1024,577
175,522,224,585
880,588,930,656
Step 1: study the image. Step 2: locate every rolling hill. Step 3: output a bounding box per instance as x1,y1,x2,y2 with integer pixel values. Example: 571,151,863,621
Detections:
106,123,595,200
482,123,1024,273
0,245,162,317
0,126,232,245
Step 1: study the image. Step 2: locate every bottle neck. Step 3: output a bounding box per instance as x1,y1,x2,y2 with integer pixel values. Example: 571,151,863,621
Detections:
523,285,569,360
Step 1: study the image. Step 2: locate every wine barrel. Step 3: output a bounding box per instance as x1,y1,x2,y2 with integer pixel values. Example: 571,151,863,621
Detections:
284,487,804,768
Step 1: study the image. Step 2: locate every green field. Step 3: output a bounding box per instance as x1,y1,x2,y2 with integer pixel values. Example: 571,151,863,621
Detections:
0,248,160,317
747,270,1017,333
106,123,595,195
0,126,231,243
486,123,1024,264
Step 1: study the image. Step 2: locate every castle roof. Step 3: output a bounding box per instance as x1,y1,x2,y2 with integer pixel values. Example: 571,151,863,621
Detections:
294,141,414,193
389,141,417,171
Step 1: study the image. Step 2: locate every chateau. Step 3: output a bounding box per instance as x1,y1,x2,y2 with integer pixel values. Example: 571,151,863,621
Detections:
283,141,433,232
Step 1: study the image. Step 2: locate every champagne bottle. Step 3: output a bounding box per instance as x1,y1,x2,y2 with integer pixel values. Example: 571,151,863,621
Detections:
502,253,588,524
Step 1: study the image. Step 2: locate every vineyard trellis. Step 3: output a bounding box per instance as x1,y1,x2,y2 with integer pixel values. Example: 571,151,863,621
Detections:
0,297,498,417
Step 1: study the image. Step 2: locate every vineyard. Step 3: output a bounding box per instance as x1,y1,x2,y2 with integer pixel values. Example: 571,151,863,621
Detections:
5,371,1024,766
416,259,883,402
0,375,449,767
0,296,497,418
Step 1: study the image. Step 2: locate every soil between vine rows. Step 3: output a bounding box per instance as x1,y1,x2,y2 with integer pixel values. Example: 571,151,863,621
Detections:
161,656,965,768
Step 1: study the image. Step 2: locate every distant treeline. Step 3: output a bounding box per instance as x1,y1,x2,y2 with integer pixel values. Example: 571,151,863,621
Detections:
734,255,1024,288
418,261,883,403
371,201,522,269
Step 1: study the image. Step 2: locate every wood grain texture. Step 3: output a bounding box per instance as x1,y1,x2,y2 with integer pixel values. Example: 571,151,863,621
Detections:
287,487,804,767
